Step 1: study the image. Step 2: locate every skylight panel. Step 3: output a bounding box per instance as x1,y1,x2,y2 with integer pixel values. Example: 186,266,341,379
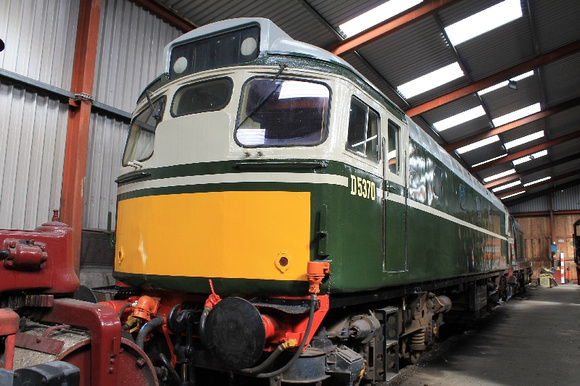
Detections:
433,105,486,132
501,191,525,200
456,135,500,155
339,0,423,37
478,71,535,96
445,0,523,46
397,62,464,99
523,176,551,187
512,150,548,165
492,103,541,127
492,180,521,193
483,168,516,183
504,130,545,149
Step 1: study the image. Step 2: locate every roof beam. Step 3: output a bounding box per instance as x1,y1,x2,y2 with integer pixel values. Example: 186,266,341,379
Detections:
445,96,580,152
484,152,580,189
512,209,580,217
505,178,580,205
299,0,411,109
406,39,580,117
130,0,197,32
471,131,580,173
496,170,579,199
326,0,461,56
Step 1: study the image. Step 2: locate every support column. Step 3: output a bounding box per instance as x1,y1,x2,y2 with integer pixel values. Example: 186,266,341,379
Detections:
60,0,101,275
549,195,557,269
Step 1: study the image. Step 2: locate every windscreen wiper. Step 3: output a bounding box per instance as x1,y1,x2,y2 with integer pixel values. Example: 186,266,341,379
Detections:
235,64,286,130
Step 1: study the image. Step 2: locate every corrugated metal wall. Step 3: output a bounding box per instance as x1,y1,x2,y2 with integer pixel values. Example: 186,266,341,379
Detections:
0,0,79,89
553,185,580,212
508,195,550,214
508,184,580,214
0,0,78,229
82,0,181,230
0,81,69,229
93,0,181,113
1,0,180,230
83,113,129,230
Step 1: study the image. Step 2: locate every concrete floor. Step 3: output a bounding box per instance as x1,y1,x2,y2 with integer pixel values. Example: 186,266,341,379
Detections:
392,284,580,386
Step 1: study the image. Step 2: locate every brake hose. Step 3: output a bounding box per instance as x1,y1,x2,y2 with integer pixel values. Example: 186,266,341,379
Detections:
244,294,317,378
136,316,165,350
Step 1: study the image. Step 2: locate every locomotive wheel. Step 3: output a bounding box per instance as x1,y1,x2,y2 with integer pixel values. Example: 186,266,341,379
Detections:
14,326,158,386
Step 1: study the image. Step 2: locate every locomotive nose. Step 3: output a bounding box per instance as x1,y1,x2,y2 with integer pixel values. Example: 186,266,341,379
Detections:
203,297,268,370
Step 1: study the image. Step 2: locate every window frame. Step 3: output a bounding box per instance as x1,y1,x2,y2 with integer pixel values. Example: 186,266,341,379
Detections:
122,95,167,166
345,96,381,163
170,77,234,117
386,120,402,176
234,76,331,148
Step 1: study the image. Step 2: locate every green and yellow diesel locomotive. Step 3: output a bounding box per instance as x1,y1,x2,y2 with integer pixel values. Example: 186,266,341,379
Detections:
111,18,530,385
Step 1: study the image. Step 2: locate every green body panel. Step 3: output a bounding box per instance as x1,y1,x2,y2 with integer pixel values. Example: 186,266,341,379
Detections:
116,153,508,296
384,185,406,273
119,49,508,298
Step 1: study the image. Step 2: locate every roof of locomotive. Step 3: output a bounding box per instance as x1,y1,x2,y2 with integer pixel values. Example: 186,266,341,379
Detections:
160,17,507,215
163,17,354,76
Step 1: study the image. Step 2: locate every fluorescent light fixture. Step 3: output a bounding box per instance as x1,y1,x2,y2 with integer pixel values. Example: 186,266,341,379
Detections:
478,71,535,96
504,130,545,149
492,180,521,193
339,0,423,37
483,168,516,183
445,0,523,46
501,191,525,200
472,154,508,168
456,135,500,154
523,176,551,187
512,149,548,165
492,103,541,127
397,62,464,99
433,105,486,132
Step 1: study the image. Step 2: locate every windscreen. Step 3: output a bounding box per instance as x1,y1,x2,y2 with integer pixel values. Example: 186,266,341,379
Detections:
235,78,330,147
123,96,166,165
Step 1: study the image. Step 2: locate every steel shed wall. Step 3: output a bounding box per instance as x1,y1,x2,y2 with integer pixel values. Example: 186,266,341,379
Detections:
508,184,580,214
84,0,181,231
0,0,78,230
0,0,79,90
552,185,580,212
83,113,128,230
508,195,550,214
93,0,181,113
0,80,69,229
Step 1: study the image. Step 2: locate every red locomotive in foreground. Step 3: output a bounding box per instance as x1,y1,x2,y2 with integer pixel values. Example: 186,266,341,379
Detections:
0,213,159,386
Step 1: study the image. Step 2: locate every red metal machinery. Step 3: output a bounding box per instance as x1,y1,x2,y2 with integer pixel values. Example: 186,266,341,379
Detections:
0,213,157,386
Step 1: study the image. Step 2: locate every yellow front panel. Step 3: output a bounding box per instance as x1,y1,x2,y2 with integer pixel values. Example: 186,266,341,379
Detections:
115,191,311,281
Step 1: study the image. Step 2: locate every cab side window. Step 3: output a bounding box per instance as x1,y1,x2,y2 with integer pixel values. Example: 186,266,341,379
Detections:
387,121,400,175
347,97,380,162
